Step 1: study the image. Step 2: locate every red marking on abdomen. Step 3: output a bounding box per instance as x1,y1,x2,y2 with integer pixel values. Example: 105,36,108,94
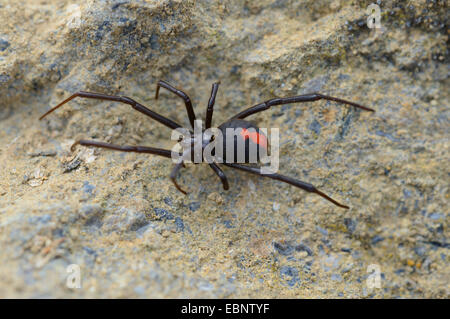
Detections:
240,128,267,148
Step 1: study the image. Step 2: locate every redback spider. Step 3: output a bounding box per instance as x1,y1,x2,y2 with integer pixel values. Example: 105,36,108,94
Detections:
40,80,374,209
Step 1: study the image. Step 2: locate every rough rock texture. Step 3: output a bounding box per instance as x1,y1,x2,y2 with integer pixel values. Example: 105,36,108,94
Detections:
0,0,448,298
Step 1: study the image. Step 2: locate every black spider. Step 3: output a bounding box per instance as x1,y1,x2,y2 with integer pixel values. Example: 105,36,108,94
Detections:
39,80,374,209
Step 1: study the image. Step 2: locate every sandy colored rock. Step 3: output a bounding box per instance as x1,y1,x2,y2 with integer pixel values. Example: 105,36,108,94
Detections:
0,0,448,298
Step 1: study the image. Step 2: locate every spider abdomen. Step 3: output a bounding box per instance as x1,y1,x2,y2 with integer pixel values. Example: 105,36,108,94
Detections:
217,119,268,163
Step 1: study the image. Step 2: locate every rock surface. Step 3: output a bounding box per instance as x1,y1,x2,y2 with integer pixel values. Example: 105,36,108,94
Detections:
0,0,448,298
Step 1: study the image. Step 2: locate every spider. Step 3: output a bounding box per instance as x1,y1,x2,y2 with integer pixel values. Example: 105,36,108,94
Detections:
39,80,374,209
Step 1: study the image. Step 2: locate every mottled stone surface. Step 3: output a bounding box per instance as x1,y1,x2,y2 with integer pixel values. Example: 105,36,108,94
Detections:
0,0,448,298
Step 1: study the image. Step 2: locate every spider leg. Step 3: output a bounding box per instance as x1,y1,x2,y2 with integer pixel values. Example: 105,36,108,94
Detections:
155,80,196,129
170,161,187,194
40,91,182,130
223,163,349,209
229,92,374,120
205,82,220,129
71,139,187,194
70,139,174,158
209,162,229,190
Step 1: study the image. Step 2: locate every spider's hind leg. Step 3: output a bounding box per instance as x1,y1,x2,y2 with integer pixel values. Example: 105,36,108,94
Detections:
230,92,374,120
223,163,349,209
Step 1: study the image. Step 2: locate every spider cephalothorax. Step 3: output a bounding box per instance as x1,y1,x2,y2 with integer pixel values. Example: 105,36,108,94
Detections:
40,80,374,208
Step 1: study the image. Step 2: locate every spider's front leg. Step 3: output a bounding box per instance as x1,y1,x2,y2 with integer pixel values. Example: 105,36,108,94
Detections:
170,161,187,194
40,91,182,130
70,139,173,158
155,80,197,129
205,82,220,129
